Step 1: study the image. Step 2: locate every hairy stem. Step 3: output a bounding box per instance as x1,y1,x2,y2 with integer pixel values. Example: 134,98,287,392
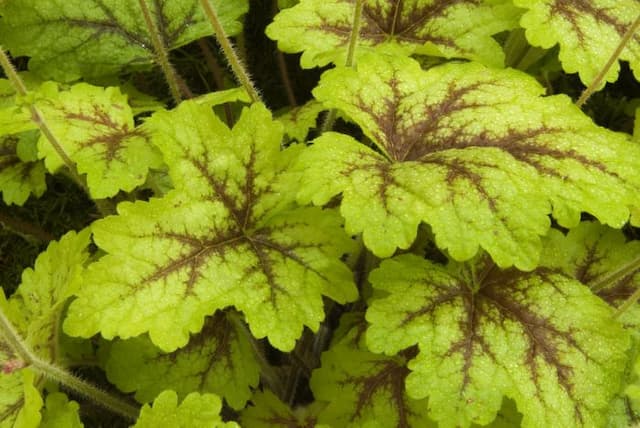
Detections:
138,0,184,103
0,307,139,420
590,253,640,293
197,38,235,125
613,285,640,319
576,13,640,108
200,0,262,104
272,1,297,107
321,0,364,133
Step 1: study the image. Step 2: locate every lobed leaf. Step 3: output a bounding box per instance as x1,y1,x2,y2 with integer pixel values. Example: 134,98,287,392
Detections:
0,369,43,428
64,102,357,352
240,390,329,428
277,100,326,143
0,230,91,427
266,0,520,68
514,0,640,89
39,393,83,428
297,53,640,269
0,132,46,205
105,311,259,410
7,229,92,362
366,254,630,427
540,221,640,328
310,320,435,428
0,0,249,82
34,82,163,199
133,390,237,428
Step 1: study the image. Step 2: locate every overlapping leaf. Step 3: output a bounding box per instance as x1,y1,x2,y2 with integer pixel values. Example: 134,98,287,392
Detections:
0,132,46,205
277,100,325,143
266,0,520,68
310,318,434,428
64,102,357,352
0,369,43,428
515,0,640,89
105,311,259,410
133,390,238,428
0,230,91,428
540,221,640,328
6,229,91,363
0,0,249,82
34,82,163,199
296,53,640,269
40,393,83,428
365,254,629,427
240,390,329,428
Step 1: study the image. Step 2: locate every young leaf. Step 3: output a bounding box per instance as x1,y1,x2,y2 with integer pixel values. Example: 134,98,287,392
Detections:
7,229,91,362
540,221,640,327
0,369,43,428
277,100,325,143
365,254,630,427
266,0,520,68
0,0,249,82
133,390,237,428
64,102,357,352
0,230,91,426
310,321,435,427
104,312,259,410
297,53,640,269
240,390,329,428
40,392,83,428
0,132,46,205
514,0,640,88
34,82,163,199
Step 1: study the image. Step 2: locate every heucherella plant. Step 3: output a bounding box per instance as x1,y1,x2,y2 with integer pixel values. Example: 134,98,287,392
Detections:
1,0,640,426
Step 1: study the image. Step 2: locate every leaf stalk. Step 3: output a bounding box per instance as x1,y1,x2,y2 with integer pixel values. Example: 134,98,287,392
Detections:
576,13,640,108
321,0,364,133
137,0,185,103
0,307,139,421
199,0,263,104
590,253,640,293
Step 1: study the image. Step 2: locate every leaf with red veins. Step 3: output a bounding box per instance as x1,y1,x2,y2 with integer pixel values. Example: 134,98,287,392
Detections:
366,253,630,427
267,0,521,68
297,53,640,269
515,0,640,89
64,102,357,352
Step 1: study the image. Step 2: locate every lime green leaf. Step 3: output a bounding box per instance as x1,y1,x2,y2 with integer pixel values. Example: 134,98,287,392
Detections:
40,392,83,428
193,87,251,107
310,322,434,427
365,254,630,427
0,369,43,428
64,102,357,352
635,106,640,143
540,222,640,328
0,0,249,82
297,53,640,269
105,312,259,410
240,390,328,428
266,0,520,68
514,0,640,89
133,390,238,428
0,132,46,205
0,76,45,136
8,229,92,362
35,82,163,199
277,101,325,143
0,231,89,426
